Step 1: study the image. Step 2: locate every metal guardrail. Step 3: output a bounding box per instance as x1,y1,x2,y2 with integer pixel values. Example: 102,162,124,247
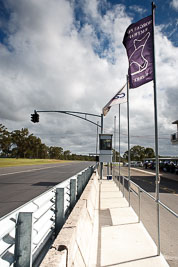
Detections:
0,165,96,267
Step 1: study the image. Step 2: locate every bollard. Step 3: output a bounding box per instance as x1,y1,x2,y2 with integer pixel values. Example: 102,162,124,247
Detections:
14,212,33,267
70,179,76,210
55,188,64,235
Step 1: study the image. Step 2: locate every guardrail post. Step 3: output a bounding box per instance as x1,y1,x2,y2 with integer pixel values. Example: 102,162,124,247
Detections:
87,168,90,181
83,171,86,188
70,179,76,209
14,212,33,267
83,171,86,189
80,172,84,192
89,167,92,179
55,188,64,235
77,174,82,199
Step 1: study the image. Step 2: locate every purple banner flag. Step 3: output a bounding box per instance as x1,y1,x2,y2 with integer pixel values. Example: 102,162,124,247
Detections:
123,15,153,88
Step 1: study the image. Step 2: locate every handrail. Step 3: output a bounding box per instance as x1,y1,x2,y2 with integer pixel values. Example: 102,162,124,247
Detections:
158,200,178,218
114,173,178,260
118,175,178,218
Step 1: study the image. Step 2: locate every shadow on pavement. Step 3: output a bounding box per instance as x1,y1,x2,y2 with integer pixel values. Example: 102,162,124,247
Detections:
32,182,59,187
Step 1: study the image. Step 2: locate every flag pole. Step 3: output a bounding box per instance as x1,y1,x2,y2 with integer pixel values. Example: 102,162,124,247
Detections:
127,74,131,205
152,2,160,256
114,115,117,178
100,113,104,179
119,104,121,188
96,121,99,157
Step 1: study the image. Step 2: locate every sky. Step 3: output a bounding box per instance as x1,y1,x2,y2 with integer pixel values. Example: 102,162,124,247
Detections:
0,0,178,157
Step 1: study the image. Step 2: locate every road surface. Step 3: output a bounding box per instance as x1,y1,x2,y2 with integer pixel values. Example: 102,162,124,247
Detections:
0,161,94,218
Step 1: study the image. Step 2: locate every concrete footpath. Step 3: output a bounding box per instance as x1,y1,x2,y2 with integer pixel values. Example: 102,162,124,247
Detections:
88,178,169,267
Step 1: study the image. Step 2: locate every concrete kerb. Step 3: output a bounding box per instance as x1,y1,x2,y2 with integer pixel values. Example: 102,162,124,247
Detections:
40,171,99,267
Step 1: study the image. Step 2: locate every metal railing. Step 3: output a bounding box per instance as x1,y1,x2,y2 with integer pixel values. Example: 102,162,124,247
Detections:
115,175,178,218
0,165,96,267
114,175,178,256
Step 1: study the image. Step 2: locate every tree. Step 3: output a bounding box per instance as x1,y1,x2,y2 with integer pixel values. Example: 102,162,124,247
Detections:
130,145,145,161
63,150,71,160
25,135,43,158
38,143,49,159
11,128,30,158
1,124,98,161
123,145,155,161
49,146,63,159
112,149,121,162
0,124,12,157
144,147,155,158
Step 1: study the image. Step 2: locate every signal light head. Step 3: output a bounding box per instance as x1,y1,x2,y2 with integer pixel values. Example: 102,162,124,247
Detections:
31,111,39,123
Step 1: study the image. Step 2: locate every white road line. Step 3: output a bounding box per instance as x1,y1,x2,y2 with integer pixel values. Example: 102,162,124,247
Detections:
131,168,157,176
0,164,69,177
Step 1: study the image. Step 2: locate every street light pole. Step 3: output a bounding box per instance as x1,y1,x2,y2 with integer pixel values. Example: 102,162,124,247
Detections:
33,110,102,128
31,109,104,177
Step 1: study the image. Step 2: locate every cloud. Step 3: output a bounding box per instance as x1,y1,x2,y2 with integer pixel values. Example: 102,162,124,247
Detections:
129,5,147,15
170,0,178,10
0,0,178,156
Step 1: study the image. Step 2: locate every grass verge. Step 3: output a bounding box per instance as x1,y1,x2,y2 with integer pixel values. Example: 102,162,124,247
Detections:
0,158,69,167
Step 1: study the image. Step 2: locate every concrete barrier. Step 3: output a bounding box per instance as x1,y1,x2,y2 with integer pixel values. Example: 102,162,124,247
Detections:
41,171,99,267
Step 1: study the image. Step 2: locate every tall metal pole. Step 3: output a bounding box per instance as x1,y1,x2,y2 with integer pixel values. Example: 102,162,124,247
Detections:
96,121,99,158
113,116,117,178
119,105,121,182
127,75,131,206
152,2,160,256
101,114,104,134
114,116,116,162
100,114,104,179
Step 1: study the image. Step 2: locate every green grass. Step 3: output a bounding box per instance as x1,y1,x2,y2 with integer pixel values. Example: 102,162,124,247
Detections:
0,158,69,167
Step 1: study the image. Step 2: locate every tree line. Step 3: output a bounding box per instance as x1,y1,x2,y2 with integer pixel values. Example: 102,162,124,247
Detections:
122,145,155,161
0,124,96,161
112,145,155,162
0,124,155,161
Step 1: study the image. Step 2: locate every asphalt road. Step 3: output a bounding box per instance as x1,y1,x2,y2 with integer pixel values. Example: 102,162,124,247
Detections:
0,161,94,218
114,166,178,267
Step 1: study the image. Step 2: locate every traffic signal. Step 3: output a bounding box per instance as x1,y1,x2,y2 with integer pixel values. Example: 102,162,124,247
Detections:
31,111,39,123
